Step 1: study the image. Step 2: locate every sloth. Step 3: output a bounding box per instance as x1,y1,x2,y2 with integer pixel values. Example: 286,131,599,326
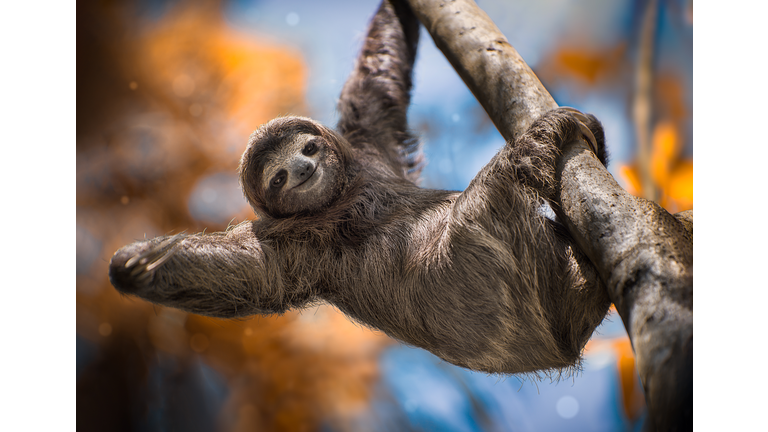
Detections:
109,0,611,374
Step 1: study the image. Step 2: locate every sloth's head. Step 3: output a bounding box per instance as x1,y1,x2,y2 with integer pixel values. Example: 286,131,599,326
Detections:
239,116,352,218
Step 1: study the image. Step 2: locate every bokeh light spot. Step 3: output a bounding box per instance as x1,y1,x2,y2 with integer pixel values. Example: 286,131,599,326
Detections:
98,323,113,337
556,395,579,419
173,74,195,97
286,12,300,27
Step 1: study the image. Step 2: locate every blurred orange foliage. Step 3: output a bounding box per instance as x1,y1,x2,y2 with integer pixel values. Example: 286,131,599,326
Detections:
612,338,647,422
619,120,693,213
540,43,627,86
76,1,391,430
538,44,692,213
536,42,628,93
584,306,647,423
131,4,308,140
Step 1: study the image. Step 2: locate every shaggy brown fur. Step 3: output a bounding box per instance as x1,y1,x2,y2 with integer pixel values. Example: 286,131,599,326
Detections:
109,0,611,374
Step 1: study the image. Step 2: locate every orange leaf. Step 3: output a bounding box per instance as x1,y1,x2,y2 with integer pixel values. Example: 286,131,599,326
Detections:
619,164,642,197
666,160,693,211
650,121,680,186
612,338,646,421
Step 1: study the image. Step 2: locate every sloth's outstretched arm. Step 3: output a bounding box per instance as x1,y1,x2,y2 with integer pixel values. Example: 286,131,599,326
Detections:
336,0,421,178
109,222,309,318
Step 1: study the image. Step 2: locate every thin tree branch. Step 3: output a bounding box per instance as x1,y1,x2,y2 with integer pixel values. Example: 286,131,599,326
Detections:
633,0,659,202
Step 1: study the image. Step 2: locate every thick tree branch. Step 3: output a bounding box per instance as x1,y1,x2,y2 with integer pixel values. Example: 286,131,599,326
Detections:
556,142,692,431
407,0,693,430
406,0,557,141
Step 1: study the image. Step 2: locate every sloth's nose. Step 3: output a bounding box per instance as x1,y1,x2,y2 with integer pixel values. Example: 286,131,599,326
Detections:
299,162,312,177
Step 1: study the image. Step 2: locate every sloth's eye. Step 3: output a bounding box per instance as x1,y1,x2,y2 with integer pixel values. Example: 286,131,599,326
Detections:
271,172,287,188
302,141,318,156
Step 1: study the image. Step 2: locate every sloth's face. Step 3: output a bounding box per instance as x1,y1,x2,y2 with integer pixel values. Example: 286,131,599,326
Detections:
258,132,345,217
240,117,348,218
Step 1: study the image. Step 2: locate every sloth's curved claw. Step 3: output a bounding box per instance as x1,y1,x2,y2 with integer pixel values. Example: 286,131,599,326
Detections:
126,235,183,274
110,234,185,293
559,107,599,156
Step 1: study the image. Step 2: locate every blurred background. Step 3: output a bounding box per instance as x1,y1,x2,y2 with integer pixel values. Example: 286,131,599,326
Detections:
76,0,692,430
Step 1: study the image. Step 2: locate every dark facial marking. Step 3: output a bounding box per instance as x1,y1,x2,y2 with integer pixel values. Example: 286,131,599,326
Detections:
302,140,318,156
270,169,287,189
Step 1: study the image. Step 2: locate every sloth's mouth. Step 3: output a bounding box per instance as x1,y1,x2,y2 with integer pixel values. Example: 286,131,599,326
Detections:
292,166,319,190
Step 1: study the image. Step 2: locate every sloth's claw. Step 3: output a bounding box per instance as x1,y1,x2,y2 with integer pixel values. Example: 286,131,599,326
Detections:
110,234,185,293
559,107,599,156
126,235,182,273
575,121,599,156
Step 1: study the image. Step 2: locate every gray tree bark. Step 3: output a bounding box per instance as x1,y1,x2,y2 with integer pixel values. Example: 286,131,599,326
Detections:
405,0,693,430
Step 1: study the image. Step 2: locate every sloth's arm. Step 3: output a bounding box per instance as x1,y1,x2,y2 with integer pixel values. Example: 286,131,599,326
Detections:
336,0,421,177
108,222,306,318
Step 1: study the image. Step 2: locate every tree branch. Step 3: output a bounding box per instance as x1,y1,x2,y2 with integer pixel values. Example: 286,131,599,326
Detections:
556,141,692,431
407,0,693,429
633,0,659,202
406,0,556,141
